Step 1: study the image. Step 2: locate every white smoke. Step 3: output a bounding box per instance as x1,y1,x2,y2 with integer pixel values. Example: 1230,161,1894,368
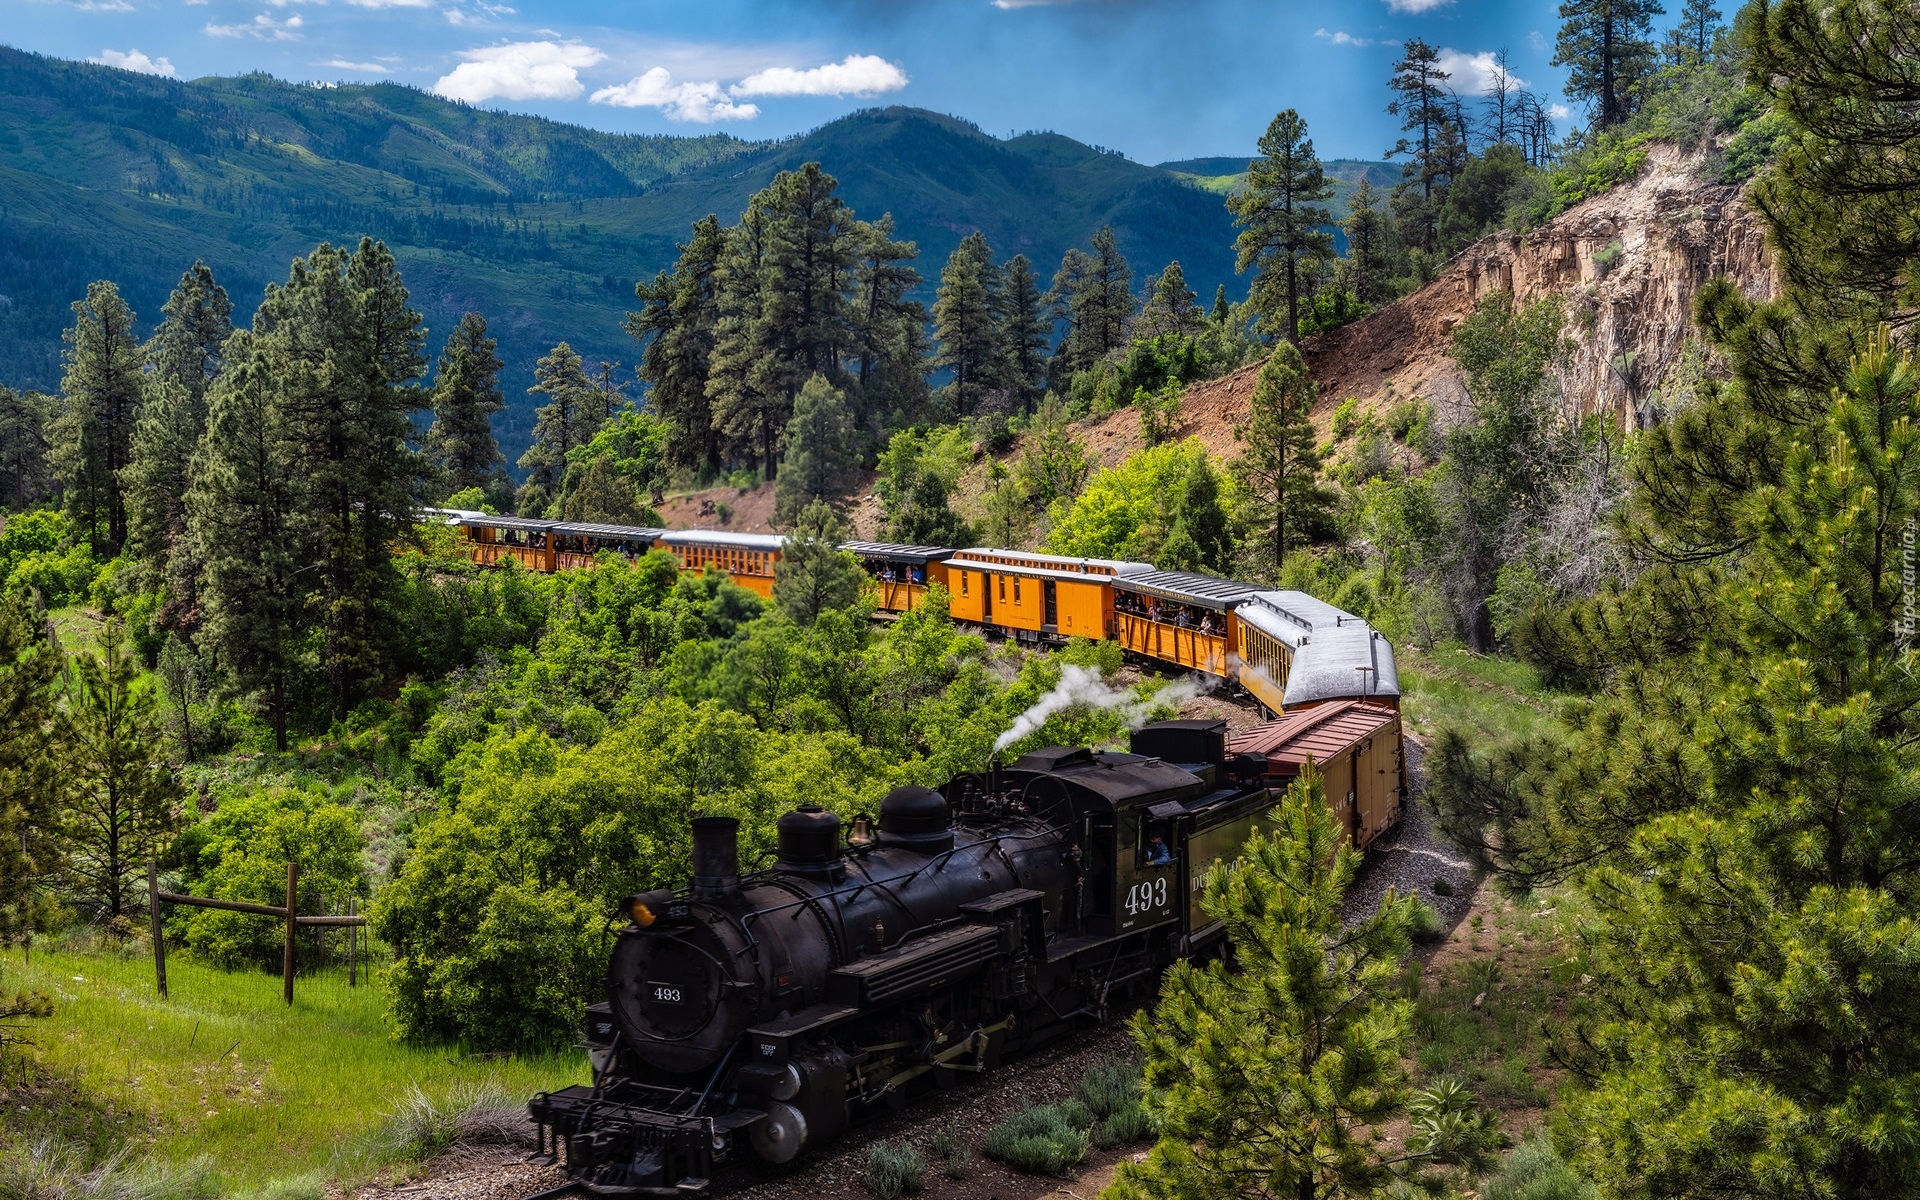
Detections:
992,664,1214,755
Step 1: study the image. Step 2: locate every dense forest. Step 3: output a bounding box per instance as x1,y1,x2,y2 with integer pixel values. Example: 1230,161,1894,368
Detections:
7,0,1918,1195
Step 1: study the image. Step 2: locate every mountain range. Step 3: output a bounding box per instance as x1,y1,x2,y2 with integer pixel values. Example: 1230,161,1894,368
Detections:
0,46,1386,461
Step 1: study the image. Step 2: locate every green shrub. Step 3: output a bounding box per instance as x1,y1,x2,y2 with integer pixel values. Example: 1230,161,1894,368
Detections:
1074,1058,1140,1118
1409,899,1447,944
369,1081,531,1163
927,1125,971,1180
983,1104,1091,1176
1480,1132,1596,1200
1330,397,1362,441
1094,1103,1154,1147
863,1141,924,1199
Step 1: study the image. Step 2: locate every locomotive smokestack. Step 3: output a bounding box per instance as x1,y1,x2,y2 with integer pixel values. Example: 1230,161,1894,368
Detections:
691,816,742,904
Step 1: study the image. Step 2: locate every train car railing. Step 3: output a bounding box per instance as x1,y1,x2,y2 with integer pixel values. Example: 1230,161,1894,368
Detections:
869,578,927,612
1113,612,1232,677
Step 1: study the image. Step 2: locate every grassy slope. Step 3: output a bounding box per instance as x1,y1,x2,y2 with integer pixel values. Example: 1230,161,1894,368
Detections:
2,945,584,1188
1398,643,1564,744
0,49,1241,461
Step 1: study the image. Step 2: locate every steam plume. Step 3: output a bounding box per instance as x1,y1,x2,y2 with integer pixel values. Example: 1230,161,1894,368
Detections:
992,665,1213,755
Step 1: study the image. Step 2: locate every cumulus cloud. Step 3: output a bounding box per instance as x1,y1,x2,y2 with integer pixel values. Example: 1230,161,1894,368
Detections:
92,48,177,75
1436,48,1527,94
731,54,907,98
1313,27,1372,46
1383,0,1451,11
432,40,604,103
591,67,759,122
206,13,303,39
1527,30,1547,51
71,0,135,10
1549,102,1572,120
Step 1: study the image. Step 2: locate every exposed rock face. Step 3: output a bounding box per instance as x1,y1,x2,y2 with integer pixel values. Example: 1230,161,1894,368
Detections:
1300,143,1776,426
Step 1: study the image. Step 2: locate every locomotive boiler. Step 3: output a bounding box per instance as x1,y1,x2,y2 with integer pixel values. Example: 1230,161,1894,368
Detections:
527,720,1293,1196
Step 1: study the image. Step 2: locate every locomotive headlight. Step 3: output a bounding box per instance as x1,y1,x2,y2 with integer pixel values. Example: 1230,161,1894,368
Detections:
629,900,656,927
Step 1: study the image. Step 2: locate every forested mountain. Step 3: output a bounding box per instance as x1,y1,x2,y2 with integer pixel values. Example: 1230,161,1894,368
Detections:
0,47,1238,460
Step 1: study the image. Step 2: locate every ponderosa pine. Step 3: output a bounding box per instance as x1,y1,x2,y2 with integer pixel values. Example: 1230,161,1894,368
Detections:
57,280,144,555
426,312,507,498
1230,110,1335,345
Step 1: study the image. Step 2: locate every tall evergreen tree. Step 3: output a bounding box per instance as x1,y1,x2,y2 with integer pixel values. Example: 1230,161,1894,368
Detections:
1230,110,1336,345
773,501,865,625
1386,40,1452,202
1554,0,1666,128
1343,178,1392,306
932,232,1002,418
126,262,232,581
186,331,304,750
1232,343,1329,575
849,215,925,422
773,375,859,523
995,254,1050,410
1156,455,1232,575
1079,226,1134,362
519,342,601,506
0,388,55,512
56,281,144,555
631,214,727,472
246,239,428,718
1138,260,1202,340
57,619,182,922
708,201,783,478
1671,0,1722,62
426,312,507,497
1113,769,1490,1200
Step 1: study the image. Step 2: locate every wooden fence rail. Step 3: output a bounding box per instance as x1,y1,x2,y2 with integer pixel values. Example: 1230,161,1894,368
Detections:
145,860,367,1005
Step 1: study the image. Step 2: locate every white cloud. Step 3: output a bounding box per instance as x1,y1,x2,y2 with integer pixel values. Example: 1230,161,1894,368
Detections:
72,0,135,10
591,67,759,122
347,0,433,7
1527,30,1547,51
321,58,391,71
1549,102,1572,120
1313,27,1372,46
731,54,907,98
206,13,303,38
1383,0,1452,11
442,6,471,21
92,48,177,75
1435,48,1527,94
432,40,603,103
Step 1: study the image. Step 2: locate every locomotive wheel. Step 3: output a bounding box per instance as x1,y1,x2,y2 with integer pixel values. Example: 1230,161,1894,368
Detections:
748,1101,809,1164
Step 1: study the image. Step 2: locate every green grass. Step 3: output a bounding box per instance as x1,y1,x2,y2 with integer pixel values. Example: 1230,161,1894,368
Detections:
1399,642,1566,744
1,944,586,1189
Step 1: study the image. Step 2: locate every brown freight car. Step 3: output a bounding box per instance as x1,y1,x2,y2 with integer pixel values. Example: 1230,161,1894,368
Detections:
1227,700,1405,849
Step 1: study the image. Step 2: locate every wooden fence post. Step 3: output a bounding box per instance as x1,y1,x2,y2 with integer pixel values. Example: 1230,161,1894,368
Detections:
348,897,357,988
282,862,298,1006
147,860,167,1000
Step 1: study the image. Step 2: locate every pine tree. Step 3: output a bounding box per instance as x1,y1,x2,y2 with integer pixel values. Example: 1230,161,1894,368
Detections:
186,330,303,750
1232,343,1329,575
1138,260,1201,341
932,232,1002,418
849,215,925,423
1113,770,1490,1200
1157,455,1232,574
708,200,784,479
1387,40,1452,203
1210,285,1231,324
0,388,55,512
1344,178,1392,306
426,312,507,497
126,263,232,587
57,619,182,921
773,500,865,625
980,460,1031,549
631,214,728,472
996,254,1050,410
56,281,144,555
1671,0,1721,62
519,342,599,504
773,375,858,523
1554,0,1666,128
1080,226,1134,361
1230,110,1336,345
1016,393,1092,512
0,592,61,945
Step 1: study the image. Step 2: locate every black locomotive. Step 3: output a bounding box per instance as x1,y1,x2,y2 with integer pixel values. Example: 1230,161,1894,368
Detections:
529,720,1280,1195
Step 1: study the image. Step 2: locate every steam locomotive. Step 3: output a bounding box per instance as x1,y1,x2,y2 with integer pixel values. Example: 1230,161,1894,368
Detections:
527,718,1329,1196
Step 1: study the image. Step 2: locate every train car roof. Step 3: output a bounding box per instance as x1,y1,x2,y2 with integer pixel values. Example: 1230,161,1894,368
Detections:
1112,570,1265,611
549,521,667,540
1284,624,1401,704
1229,699,1399,770
420,507,488,523
1005,747,1209,806
1234,590,1358,647
455,514,559,533
949,548,1152,576
839,541,958,564
658,529,788,551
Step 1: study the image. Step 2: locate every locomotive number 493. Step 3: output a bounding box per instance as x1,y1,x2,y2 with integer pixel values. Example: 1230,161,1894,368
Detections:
649,983,683,1005
1124,877,1170,917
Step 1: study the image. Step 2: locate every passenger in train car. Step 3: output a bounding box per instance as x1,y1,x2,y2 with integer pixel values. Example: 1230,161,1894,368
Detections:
910,565,924,584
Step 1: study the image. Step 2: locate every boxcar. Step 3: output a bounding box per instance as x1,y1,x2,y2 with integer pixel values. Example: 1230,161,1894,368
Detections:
1229,700,1405,849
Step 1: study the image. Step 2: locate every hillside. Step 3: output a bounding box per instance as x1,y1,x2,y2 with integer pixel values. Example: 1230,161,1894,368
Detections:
0,48,1239,461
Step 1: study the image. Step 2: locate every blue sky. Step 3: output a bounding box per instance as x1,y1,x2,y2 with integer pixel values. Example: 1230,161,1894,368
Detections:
8,0,1585,163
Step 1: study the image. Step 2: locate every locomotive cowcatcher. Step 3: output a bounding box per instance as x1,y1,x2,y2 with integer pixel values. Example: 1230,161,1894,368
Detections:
528,719,1312,1195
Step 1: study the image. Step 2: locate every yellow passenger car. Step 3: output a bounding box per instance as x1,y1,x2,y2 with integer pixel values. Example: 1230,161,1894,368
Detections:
657,529,786,597
944,548,1149,641
841,542,956,614
1110,570,1263,678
